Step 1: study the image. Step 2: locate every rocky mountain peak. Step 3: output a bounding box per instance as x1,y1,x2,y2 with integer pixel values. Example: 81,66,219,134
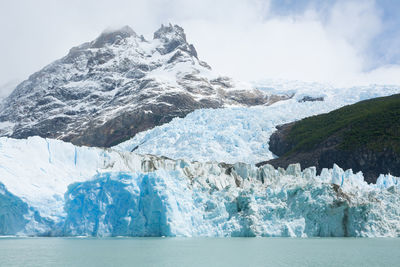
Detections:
153,24,197,57
154,23,186,42
91,25,137,48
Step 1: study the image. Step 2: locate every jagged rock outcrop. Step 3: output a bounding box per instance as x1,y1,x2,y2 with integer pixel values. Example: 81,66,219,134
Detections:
0,24,287,147
298,96,324,102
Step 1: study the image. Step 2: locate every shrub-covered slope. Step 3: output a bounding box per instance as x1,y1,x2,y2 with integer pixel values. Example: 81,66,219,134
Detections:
260,94,400,183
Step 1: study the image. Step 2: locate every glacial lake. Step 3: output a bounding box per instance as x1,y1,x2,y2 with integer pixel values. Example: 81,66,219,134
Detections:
0,237,399,267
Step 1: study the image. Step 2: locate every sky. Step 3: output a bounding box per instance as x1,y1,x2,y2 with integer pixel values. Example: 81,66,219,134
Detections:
0,0,400,97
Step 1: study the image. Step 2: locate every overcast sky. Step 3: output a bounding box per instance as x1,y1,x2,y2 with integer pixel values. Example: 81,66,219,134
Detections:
0,0,400,97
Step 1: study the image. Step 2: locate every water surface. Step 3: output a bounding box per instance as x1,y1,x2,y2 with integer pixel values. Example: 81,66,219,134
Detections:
0,237,399,267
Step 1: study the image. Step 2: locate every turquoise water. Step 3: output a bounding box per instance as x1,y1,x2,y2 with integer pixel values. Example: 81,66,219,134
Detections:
0,238,399,267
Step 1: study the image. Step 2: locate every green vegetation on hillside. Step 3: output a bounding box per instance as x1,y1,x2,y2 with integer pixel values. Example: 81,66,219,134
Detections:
286,94,400,154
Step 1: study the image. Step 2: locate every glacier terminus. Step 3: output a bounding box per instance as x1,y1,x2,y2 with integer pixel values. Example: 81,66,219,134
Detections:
0,136,400,237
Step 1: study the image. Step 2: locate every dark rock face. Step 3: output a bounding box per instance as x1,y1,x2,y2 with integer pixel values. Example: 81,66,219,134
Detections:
154,24,193,55
0,24,288,147
298,96,324,102
68,97,206,147
258,123,400,183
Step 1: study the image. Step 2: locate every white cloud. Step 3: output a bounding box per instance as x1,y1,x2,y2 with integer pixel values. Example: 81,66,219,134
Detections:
177,0,400,86
181,15,363,84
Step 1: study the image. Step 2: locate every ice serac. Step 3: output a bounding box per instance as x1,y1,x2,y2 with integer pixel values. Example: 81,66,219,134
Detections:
0,182,30,235
63,171,198,237
0,24,285,147
0,182,53,236
0,137,400,237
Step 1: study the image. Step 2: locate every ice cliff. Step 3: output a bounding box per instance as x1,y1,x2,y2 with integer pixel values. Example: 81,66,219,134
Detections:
0,136,399,237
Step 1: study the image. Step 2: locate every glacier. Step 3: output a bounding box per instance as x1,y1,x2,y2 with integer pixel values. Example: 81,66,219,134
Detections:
115,82,400,164
1,136,400,237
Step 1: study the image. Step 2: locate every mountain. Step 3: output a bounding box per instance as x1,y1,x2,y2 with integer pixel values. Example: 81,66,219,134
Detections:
0,136,399,237
0,24,286,147
260,94,400,183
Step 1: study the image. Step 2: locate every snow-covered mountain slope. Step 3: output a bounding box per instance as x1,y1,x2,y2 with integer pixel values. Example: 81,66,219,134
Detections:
115,82,400,163
0,136,400,237
0,24,285,147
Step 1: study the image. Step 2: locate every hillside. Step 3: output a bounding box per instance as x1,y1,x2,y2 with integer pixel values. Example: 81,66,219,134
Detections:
259,94,400,183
